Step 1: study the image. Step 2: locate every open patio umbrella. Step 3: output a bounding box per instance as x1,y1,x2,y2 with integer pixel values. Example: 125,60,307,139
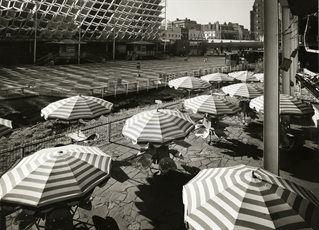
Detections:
0,145,111,209
122,109,194,144
249,94,314,115
0,118,12,137
168,76,211,96
253,73,264,82
41,95,113,121
184,95,240,116
221,83,263,99
201,73,234,83
183,164,319,230
232,70,259,82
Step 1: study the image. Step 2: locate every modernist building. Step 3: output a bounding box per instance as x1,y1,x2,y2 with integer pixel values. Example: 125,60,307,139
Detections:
250,0,264,41
0,0,164,64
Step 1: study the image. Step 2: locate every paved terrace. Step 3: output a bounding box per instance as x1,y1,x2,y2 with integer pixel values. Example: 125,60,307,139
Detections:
4,111,319,230
0,57,232,99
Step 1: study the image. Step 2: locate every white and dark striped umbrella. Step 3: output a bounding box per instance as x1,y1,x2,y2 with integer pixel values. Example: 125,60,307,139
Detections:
231,70,259,82
222,83,263,99
201,73,234,83
0,118,12,137
168,76,211,90
184,95,240,116
0,145,111,208
41,95,113,121
253,73,264,82
122,109,194,144
183,164,319,230
250,94,314,115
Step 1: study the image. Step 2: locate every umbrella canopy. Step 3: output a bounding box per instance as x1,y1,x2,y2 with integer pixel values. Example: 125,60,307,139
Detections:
253,73,264,82
183,164,319,230
122,109,194,144
230,70,259,82
0,145,111,209
168,76,211,91
201,73,234,83
41,95,113,121
0,118,12,137
184,95,240,116
221,83,263,99
249,94,314,115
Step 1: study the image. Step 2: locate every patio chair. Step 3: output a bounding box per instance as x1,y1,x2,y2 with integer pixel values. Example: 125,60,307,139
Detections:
194,118,220,144
45,207,73,230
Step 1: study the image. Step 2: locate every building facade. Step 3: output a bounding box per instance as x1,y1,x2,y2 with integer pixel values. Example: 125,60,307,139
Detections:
250,0,264,41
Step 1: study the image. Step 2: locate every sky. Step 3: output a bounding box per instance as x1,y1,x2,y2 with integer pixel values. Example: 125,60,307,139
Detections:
166,0,255,29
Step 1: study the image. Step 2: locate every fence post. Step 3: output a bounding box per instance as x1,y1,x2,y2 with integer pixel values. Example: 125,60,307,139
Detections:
107,122,111,143
22,146,25,158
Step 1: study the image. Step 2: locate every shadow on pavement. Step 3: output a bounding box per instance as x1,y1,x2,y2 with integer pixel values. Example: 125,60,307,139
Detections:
110,160,131,183
92,215,120,230
280,146,319,183
243,121,263,141
135,171,193,230
213,139,263,159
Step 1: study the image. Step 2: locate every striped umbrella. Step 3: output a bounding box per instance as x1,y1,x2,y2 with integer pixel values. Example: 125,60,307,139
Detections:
122,109,195,144
222,83,263,99
231,71,259,82
253,73,264,82
0,118,12,137
0,145,111,209
183,164,319,230
201,73,234,83
184,95,240,116
41,95,113,121
249,94,314,115
168,76,211,91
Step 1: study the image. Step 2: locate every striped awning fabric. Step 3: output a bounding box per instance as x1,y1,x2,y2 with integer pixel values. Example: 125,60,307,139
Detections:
231,71,259,82
249,94,314,115
184,95,241,116
168,76,211,90
221,83,263,99
253,73,264,82
201,73,234,82
183,164,319,230
122,109,195,144
0,118,12,137
41,95,113,120
0,145,112,208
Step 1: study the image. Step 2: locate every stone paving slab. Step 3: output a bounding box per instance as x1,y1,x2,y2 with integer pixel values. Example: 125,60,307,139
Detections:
6,114,319,230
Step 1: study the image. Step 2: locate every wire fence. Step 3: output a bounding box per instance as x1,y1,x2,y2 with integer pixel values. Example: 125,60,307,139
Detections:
0,100,183,176
0,63,262,175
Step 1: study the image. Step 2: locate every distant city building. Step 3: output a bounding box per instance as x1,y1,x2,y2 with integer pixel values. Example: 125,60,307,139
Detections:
171,18,202,30
188,29,205,40
160,27,182,42
250,0,264,41
201,22,221,39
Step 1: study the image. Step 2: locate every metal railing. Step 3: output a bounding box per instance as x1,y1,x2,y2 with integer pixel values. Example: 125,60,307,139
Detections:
0,100,183,176
0,63,261,174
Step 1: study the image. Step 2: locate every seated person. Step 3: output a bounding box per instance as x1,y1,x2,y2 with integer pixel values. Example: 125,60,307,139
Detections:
151,145,170,164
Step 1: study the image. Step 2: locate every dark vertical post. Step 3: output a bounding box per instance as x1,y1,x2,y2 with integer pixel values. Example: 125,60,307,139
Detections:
264,0,279,175
281,5,291,95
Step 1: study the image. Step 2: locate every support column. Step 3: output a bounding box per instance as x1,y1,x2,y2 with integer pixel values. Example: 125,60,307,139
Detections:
264,0,279,175
281,6,291,95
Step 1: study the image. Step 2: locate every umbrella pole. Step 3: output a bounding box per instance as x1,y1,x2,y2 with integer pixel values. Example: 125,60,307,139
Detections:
77,120,80,136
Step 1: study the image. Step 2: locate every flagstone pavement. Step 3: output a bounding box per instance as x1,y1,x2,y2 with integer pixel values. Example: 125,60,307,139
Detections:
6,115,319,230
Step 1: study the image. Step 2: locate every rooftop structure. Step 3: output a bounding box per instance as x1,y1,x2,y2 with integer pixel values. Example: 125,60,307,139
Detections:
0,0,164,41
